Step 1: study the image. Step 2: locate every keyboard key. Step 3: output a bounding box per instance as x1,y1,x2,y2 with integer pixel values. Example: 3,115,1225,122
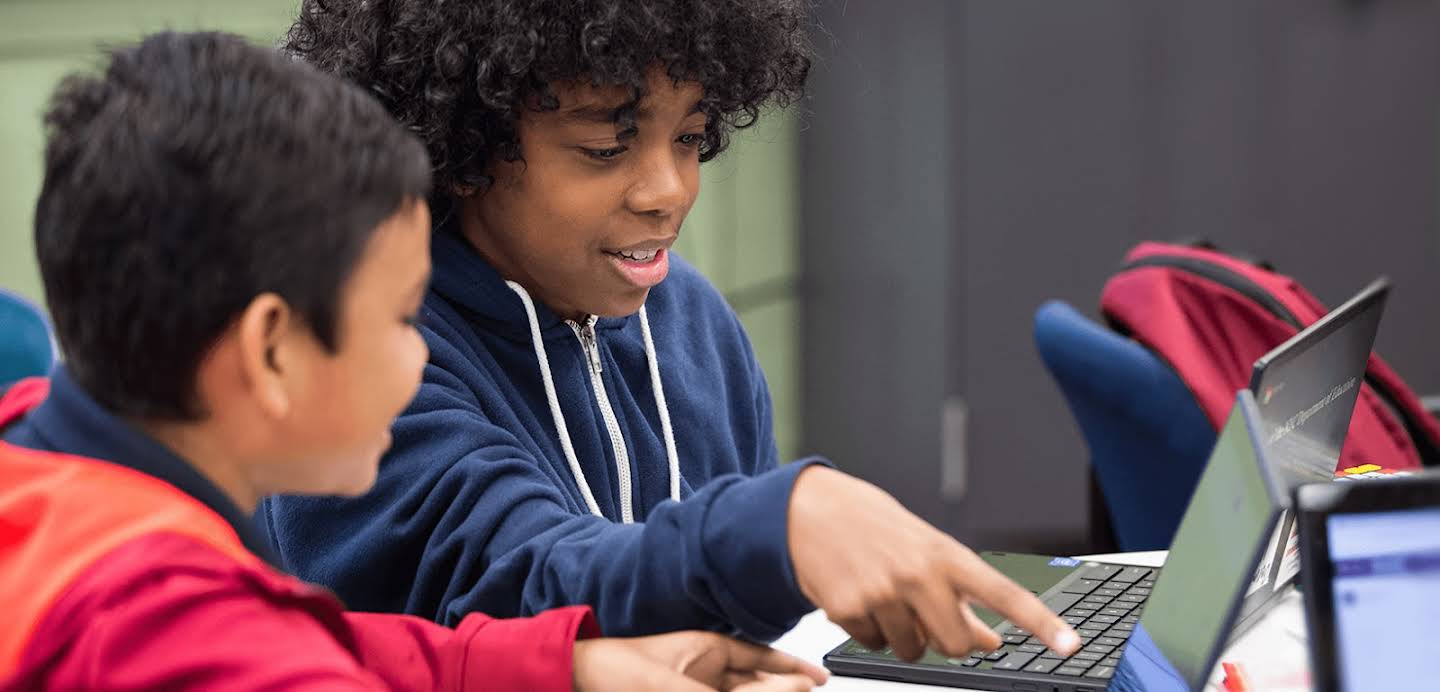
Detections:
1087,615,1120,626
1005,627,1031,637
1084,643,1116,656
947,657,982,667
1113,567,1151,584
1118,593,1147,604
1080,564,1123,581
1101,607,1132,618
1096,636,1126,648
1102,656,1121,667
1062,615,1087,626
1078,628,1104,639
1003,634,1029,645
1094,588,1123,598
1071,651,1105,663
1044,592,1084,614
1139,579,1157,589
1039,648,1068,660
1055,664,1091,677
1018,643,1047,654
1122,615,1140,624
1086,665,1116,680
1065,608,1097,618
1024,658,1062,674
992,652,1037,671
1081,597,1110,609
1110,622,1136,633
986,650,1007,661
1062,579,1103,595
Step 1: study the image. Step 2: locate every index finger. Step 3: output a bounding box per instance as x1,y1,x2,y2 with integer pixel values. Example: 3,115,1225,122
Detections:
948,549,1081,656
719,639,831,685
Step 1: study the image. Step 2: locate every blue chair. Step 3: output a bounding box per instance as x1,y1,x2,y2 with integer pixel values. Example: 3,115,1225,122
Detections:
0,289,56,389
1034,301,1216,551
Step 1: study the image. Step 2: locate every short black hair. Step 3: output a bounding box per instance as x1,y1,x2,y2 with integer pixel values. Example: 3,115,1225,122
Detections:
284,0,811,211
36,31,431,420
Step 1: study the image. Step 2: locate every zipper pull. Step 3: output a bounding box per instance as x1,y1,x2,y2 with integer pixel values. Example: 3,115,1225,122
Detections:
582,317,603,375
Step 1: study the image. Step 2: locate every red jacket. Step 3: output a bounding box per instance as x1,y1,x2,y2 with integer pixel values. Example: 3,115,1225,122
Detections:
0,378,599,691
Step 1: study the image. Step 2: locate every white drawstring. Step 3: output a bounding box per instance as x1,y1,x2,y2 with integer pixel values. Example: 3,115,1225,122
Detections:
639,306,682,503
506,281,603,517
505,282,682,519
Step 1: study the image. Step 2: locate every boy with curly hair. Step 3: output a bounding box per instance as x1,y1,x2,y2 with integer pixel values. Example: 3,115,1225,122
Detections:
263,0,1080,662
1,30,828,692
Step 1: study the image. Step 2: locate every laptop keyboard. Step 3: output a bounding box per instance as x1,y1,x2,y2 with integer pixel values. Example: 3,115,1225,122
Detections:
947,564,1158,682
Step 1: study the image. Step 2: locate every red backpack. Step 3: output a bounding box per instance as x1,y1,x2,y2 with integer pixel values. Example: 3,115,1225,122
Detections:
1100,241,1440,472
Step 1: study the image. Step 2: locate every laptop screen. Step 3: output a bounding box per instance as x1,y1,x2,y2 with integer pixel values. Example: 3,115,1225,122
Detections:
1325,506,1440,690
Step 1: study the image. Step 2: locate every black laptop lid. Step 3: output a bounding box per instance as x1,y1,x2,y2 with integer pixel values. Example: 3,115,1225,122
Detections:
1236,280,1389,617
1249,278,1388,486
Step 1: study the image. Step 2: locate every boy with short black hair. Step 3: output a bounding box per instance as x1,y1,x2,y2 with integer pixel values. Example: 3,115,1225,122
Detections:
0,30,824,692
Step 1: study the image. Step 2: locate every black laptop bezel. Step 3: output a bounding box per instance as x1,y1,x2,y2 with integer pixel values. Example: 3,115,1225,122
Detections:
1294,472,1440,692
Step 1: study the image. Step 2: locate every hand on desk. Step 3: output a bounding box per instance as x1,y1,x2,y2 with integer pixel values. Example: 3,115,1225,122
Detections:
787,466,1081,662
573,631,830,691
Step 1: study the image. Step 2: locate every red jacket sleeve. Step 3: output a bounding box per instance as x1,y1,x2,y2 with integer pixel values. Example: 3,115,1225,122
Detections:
14,533,598,691
348,607,601,687
345,607,599,692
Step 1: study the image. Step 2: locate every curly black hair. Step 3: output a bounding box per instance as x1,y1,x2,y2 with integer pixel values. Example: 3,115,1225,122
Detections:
285,0,811,205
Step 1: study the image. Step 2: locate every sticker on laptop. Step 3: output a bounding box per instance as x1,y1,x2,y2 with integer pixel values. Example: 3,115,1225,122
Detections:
1048,557,1080,568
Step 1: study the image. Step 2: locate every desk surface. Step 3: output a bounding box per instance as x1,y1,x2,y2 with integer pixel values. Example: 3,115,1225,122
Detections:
771,551,1311,691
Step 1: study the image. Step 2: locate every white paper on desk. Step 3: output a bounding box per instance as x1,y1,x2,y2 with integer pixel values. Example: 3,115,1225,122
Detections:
1204,591,1310,692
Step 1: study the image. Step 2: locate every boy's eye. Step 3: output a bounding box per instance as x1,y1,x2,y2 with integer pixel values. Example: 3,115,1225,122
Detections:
677,133,704,147
582,145,628,161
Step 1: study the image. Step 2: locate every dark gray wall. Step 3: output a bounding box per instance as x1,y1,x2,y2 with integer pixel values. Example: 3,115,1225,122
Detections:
801,0,1440,553
800,0,957,525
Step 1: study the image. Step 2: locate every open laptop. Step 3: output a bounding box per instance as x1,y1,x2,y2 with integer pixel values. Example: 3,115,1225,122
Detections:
1234,278,1388,634
827,391,1291,690
1295,470,1440,691
824,279,1389,690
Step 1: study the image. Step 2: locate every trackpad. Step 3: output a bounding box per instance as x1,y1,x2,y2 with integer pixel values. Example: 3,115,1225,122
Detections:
974,551,1081,626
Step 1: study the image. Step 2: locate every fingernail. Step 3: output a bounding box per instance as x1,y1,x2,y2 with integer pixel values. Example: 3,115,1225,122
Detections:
1054,629,1081,655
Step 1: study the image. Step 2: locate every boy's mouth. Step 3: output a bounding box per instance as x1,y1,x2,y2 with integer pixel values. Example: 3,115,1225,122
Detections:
603,243,671,289
605,248,660,262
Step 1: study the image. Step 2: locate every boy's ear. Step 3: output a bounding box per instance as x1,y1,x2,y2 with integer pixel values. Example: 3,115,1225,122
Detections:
235,293,297,420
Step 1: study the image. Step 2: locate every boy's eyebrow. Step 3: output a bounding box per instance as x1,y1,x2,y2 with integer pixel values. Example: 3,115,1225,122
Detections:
560,99,705,124
562,103,625,124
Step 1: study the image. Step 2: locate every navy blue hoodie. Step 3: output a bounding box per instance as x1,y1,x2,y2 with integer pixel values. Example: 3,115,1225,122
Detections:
261,229,825,641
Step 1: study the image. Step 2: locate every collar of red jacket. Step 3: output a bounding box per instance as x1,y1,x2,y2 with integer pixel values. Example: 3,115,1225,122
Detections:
0,368,282,567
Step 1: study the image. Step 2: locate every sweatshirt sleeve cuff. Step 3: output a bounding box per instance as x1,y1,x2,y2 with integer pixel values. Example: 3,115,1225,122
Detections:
701,457,833,641
457,605,600,692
